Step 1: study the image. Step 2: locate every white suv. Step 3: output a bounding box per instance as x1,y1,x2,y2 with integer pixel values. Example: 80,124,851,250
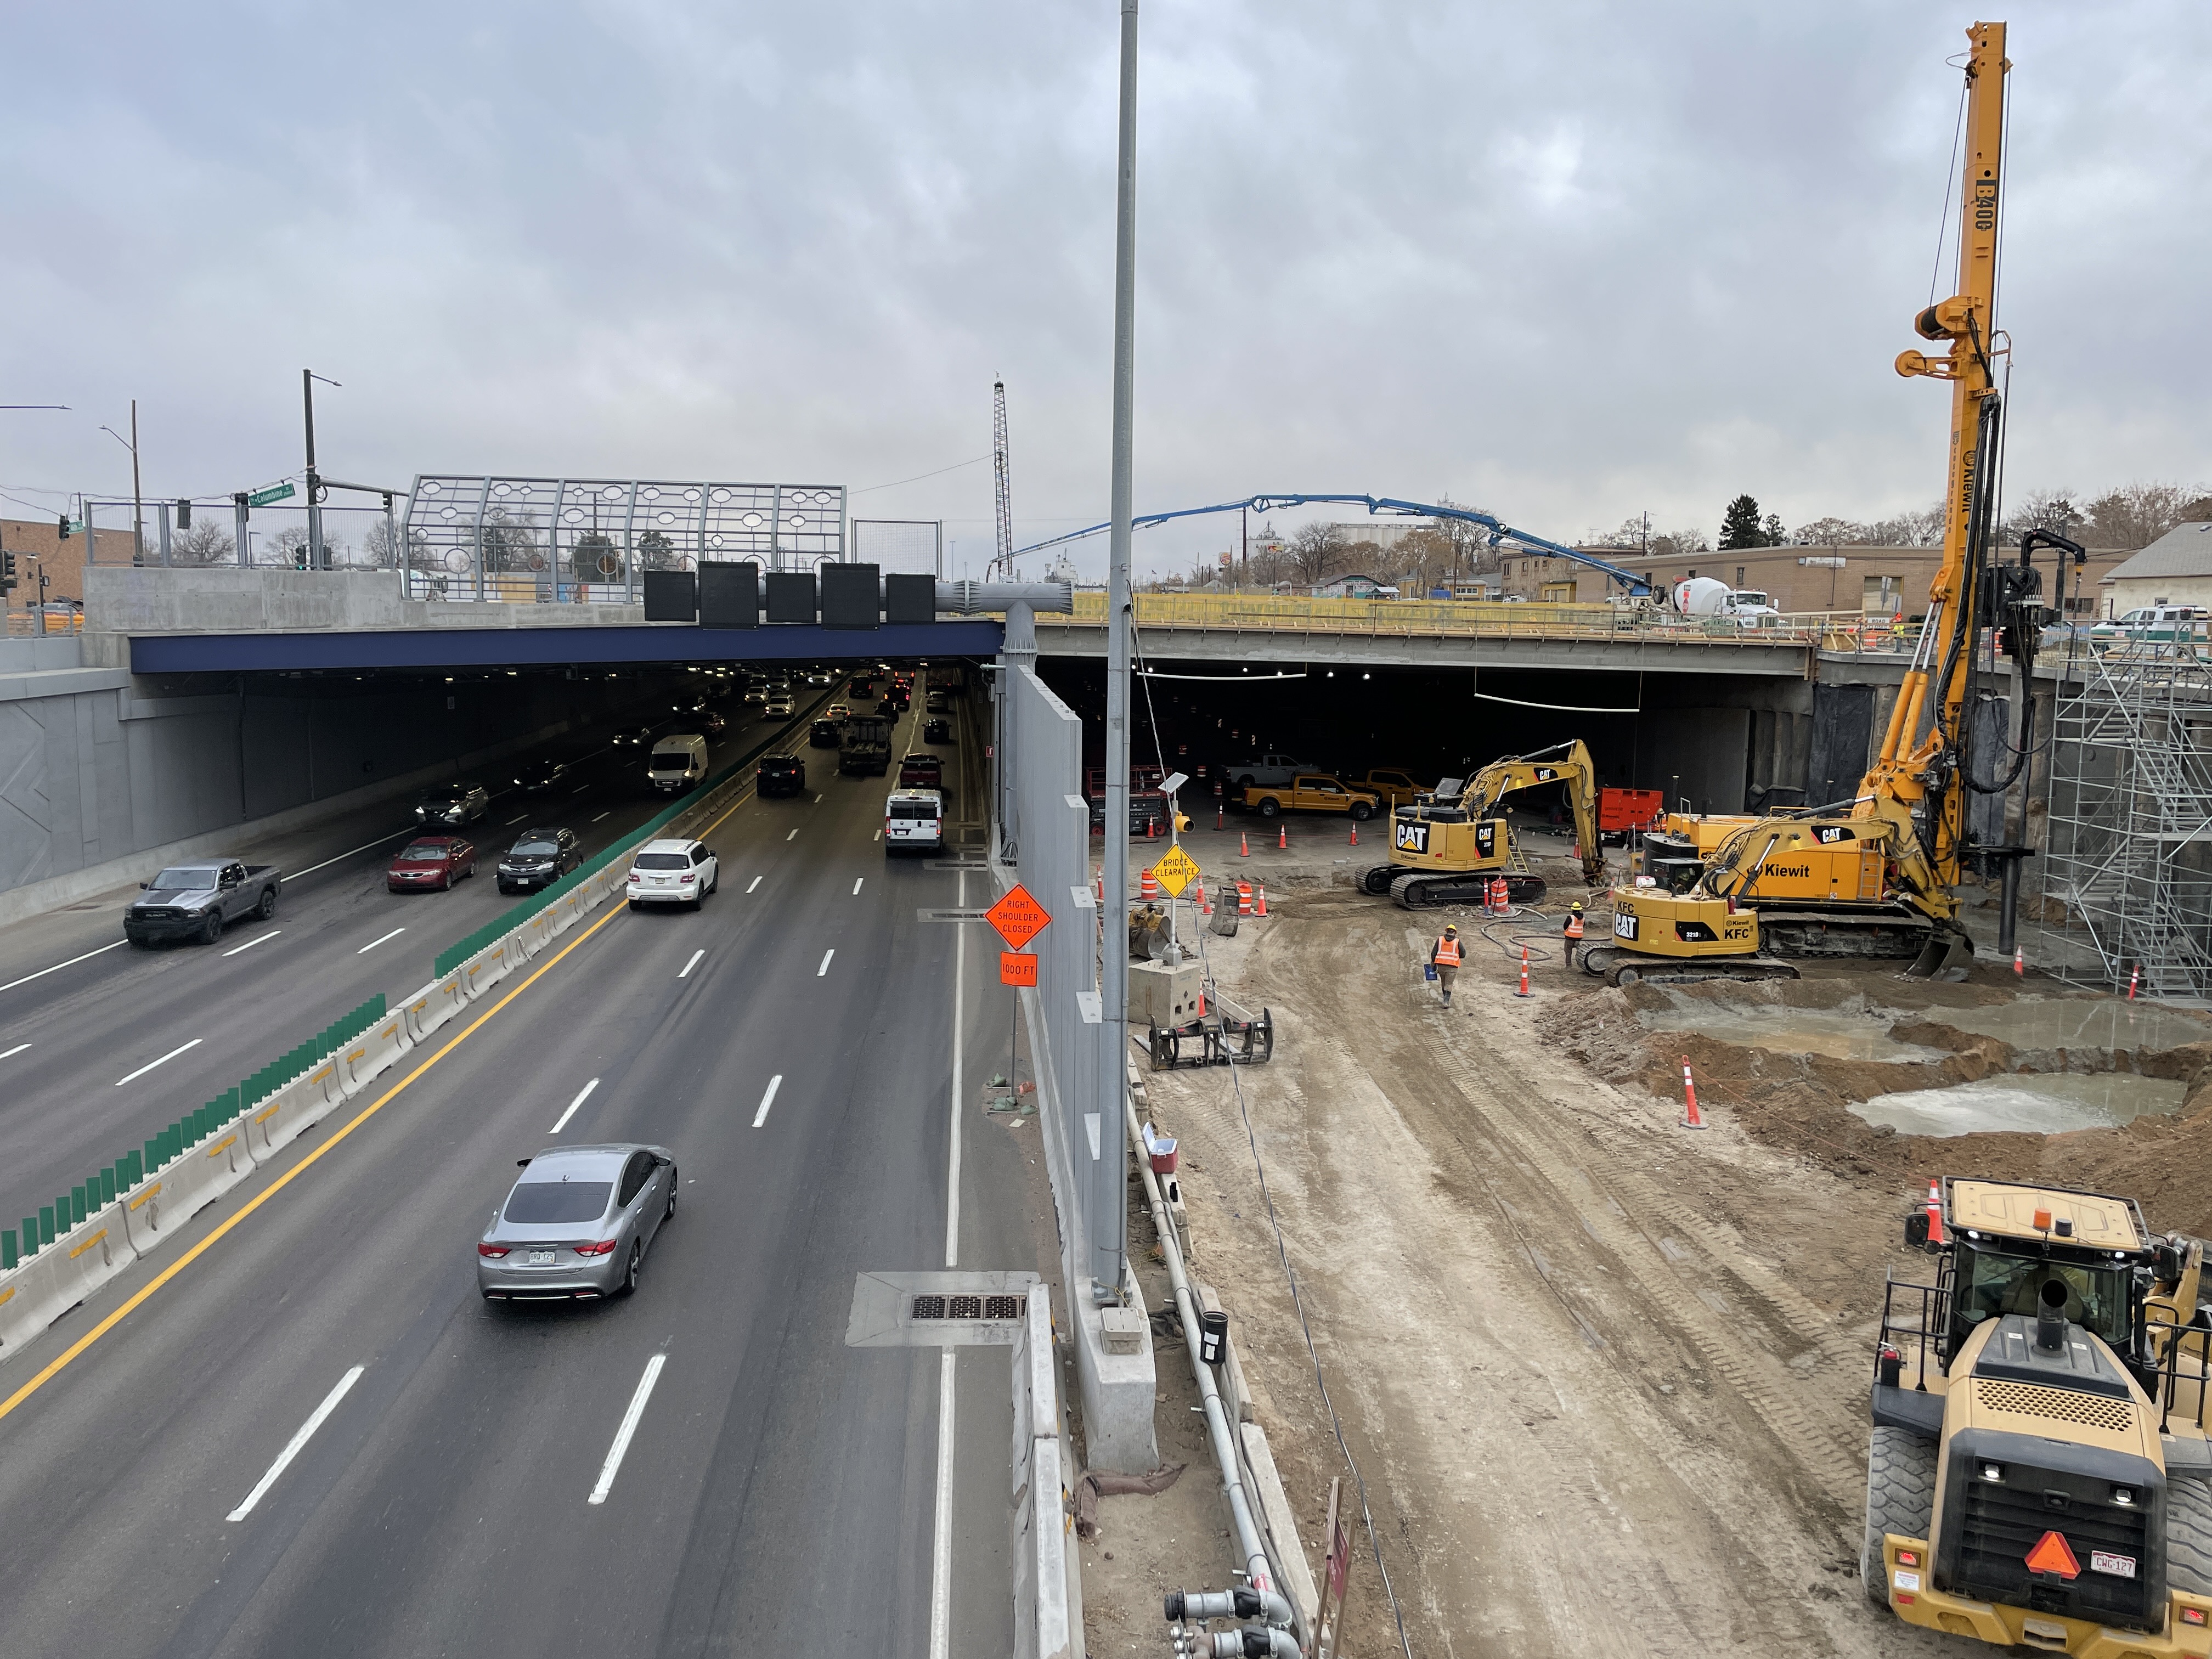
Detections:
627,838,719,910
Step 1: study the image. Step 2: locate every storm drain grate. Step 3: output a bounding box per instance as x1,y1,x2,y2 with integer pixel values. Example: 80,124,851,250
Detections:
911,1294,1026,1321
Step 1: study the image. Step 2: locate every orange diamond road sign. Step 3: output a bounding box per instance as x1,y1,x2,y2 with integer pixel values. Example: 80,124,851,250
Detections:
986,884,1051,952
1000,951,1038,988
2025,1530,2081,1580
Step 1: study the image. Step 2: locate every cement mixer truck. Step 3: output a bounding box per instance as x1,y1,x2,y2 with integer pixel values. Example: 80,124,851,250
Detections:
1671,575,1781,628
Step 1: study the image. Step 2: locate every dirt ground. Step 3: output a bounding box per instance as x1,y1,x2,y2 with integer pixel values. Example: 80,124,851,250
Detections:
1124,831,2212,1657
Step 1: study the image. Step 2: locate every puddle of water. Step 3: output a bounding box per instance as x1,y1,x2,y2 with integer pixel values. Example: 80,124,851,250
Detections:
1635,1005,1945,1064
1922,998,2211,1054
1849,1073,2188,1137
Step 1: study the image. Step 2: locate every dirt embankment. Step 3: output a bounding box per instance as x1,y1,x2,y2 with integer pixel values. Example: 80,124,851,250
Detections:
1136,877,2210,1656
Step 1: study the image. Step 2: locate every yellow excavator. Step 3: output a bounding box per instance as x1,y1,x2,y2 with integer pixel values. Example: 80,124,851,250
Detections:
1359,740,1607,910
1587,22,2037,988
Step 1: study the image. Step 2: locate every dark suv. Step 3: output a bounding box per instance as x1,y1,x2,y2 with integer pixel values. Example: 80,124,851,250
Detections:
498,827,582,893
757,754,806,798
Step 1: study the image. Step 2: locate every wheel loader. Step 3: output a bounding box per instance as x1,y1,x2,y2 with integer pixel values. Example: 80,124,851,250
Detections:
1867,1176,2212,1653
1358,740,1608,910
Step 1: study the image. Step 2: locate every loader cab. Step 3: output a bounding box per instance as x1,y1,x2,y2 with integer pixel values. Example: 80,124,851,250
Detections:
1640,830,1707,895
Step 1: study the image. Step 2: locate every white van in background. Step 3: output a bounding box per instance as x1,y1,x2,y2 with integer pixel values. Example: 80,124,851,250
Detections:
647,733,709,794
884,788,944,853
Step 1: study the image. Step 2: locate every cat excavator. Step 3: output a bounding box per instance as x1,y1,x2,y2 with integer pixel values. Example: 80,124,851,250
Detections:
1584,21,2058,989
1360,740,1607,910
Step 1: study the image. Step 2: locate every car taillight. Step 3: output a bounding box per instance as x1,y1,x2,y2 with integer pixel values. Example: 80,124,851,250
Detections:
575,1239,618,1256
478,1243,510,1258
680,873,696,883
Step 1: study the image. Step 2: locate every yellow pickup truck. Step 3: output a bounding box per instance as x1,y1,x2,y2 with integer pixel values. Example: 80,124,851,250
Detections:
1243,774,1381,821
1347,768,1432,809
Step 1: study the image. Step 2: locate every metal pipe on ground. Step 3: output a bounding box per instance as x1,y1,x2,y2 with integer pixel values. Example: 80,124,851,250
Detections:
1125,1094,1286,1634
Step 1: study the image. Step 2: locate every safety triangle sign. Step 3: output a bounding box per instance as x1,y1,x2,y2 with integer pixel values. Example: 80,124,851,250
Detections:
2025,1530,2081,1580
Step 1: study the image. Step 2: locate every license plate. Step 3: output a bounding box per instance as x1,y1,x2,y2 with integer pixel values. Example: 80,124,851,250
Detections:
528,1250,555,1265
2091,1551,2136,1579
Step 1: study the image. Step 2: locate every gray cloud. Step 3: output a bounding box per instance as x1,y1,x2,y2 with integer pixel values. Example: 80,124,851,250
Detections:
4,2,2205,579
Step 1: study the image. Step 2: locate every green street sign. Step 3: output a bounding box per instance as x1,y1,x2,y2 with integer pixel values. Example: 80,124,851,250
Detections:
246,482,296,508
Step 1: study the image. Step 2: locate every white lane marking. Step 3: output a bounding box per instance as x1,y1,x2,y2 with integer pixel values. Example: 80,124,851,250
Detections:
572,784,591,794
814,793,823,804
930,1346,956,1659
752,1074,783,1128
551,1078,599,1134
947,866,964,1267
745,876,761,894
873,830,882,842
0,1042,29,1061
115,1037,203,1087
588,1353,668,1505
786,827,799,842
591,811,611,823
505,813,527,825
225,1365,364,1523
817,949,834,978
356,926,407,956
286,827,415,880
852,878,864,896
222,929,281,957
679,949,704,979
0,939,128,995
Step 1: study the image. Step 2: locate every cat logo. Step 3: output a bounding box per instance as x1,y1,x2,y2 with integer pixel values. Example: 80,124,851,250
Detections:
1535,768,1558,782
1395,819,1430,854
1475,821,1497,858
1817,826,1854,844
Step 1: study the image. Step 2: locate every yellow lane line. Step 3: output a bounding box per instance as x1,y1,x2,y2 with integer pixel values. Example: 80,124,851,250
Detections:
0,900,629,1426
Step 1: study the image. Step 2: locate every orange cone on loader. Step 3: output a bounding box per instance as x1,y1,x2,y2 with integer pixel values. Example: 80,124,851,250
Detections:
1925,1177,1946,1245
1255,883,1268,917
1515,946,1531,997
1680,1057,1707,1128
1240,831,1250,858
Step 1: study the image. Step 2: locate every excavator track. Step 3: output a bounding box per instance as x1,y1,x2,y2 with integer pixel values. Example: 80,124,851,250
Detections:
1389,871,1548,910
1578,945,1799,989
1752,910,1944,962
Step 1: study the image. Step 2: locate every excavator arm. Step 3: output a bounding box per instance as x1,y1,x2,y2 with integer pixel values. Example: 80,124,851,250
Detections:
1462,741,1609,883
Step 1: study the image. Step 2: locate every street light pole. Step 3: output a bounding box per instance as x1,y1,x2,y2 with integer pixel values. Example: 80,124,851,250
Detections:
130,399,143,565
1096,0,1140,1304
303,370,341,570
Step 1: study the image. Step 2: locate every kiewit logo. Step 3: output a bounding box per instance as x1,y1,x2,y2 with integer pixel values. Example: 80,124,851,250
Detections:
1763,861,1812,880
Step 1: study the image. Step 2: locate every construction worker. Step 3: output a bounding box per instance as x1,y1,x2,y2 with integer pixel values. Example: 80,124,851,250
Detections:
1430,923,1463,1006
1561,900,1586,971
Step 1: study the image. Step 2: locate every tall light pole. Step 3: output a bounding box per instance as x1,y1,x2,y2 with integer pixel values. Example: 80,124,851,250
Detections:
99,404,144,565
304,370,341,569
1096,0,1139,1303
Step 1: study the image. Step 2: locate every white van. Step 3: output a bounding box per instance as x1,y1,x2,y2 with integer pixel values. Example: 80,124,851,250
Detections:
885,788,944,854
647,733,709,794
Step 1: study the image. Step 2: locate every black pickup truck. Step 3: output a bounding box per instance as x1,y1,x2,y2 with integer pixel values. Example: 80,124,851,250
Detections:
123,859,281,946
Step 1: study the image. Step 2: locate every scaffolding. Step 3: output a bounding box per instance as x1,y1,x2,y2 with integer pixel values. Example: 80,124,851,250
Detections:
2040,636,2212,1000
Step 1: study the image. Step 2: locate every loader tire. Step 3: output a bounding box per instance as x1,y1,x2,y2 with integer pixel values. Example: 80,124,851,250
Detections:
2170,1475,2212,1598
1860,1425,1937,1606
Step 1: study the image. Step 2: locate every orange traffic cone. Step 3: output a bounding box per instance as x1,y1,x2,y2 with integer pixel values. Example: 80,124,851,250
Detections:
2128,964,2140,1000
1194,989,1206,1018
1277,823,1288,850
2013,946,2024,976
1193,877,1206,912
1680,1057,1707,1128
1216,804,1224,831
1254,883,1268,917
1924,1177,1946,1245
1348,823,1358,846
1515,946,1531,997
1094,869,1103,902
1240,831,1250,858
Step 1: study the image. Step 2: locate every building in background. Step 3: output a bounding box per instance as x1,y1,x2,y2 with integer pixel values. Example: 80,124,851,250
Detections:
1,517,127,620
1312,572,1399,599
1620,542,2130,616
2098,522,2212,614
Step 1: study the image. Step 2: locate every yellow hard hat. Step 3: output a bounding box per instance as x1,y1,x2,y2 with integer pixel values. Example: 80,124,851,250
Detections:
1570,900,1584,911
1443,923,1458,935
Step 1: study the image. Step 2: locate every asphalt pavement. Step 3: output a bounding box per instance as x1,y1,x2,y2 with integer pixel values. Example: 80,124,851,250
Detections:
0,687,1046,1657
0,693,828,1263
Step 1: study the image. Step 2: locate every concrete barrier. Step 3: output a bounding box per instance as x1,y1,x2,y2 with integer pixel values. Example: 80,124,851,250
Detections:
1011,1290,1078,1659
118,1125,256,1252
249,1073,339,1160
341,1012,413,1096
407,971,470,1042
0,1203,137,1354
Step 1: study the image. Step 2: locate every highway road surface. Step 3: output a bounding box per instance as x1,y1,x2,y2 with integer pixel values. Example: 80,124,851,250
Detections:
0,691,1049,1657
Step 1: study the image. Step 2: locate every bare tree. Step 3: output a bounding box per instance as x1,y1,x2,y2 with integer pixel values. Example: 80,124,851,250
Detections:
1288,522,1346,586
2000,489,2084,547
171,520,236,566
2083,481,2209,550
266,526,312,568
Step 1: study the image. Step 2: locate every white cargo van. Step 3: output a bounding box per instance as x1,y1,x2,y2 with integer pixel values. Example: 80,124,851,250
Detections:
884,788,944,853
647,733,709,794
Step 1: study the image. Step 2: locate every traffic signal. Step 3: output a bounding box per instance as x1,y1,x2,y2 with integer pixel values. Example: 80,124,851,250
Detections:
2,550,16,597
57,515,71,541
176,499,192,531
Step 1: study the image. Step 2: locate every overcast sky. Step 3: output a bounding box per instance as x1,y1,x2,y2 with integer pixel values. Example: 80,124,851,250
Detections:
4,2,2207,579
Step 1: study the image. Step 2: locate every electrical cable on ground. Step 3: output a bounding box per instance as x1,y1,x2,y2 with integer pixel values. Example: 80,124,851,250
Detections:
1132,616,1416,1659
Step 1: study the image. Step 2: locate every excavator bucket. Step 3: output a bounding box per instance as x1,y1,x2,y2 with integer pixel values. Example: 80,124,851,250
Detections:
1907,928,1973,982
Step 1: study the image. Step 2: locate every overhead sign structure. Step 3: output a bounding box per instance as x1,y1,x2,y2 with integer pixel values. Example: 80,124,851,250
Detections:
1149,844,1199,898
1000,952,1038,987
985,884,1051,952
246,482,297,508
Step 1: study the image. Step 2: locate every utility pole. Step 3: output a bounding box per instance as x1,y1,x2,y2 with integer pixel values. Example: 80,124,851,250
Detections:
1096,0,1140,1305
992,377,1014,580
131,400,144,565
303,370,341,570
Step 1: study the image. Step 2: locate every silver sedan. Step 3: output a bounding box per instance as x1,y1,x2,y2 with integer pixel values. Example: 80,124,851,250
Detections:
477,1143,678,1302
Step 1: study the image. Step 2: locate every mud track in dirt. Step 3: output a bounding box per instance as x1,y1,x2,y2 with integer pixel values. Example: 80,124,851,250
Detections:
1146,893,1958,1655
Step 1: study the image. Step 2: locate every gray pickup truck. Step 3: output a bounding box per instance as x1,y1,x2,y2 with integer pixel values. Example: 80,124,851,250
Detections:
124,859,281,946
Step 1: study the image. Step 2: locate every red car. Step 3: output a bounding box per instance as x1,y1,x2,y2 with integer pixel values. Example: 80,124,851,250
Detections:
387,836,477,891
899,753,943,789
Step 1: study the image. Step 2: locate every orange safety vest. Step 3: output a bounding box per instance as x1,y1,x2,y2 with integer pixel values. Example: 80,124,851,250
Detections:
1564,912,1585,940
1434,937,1463,966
